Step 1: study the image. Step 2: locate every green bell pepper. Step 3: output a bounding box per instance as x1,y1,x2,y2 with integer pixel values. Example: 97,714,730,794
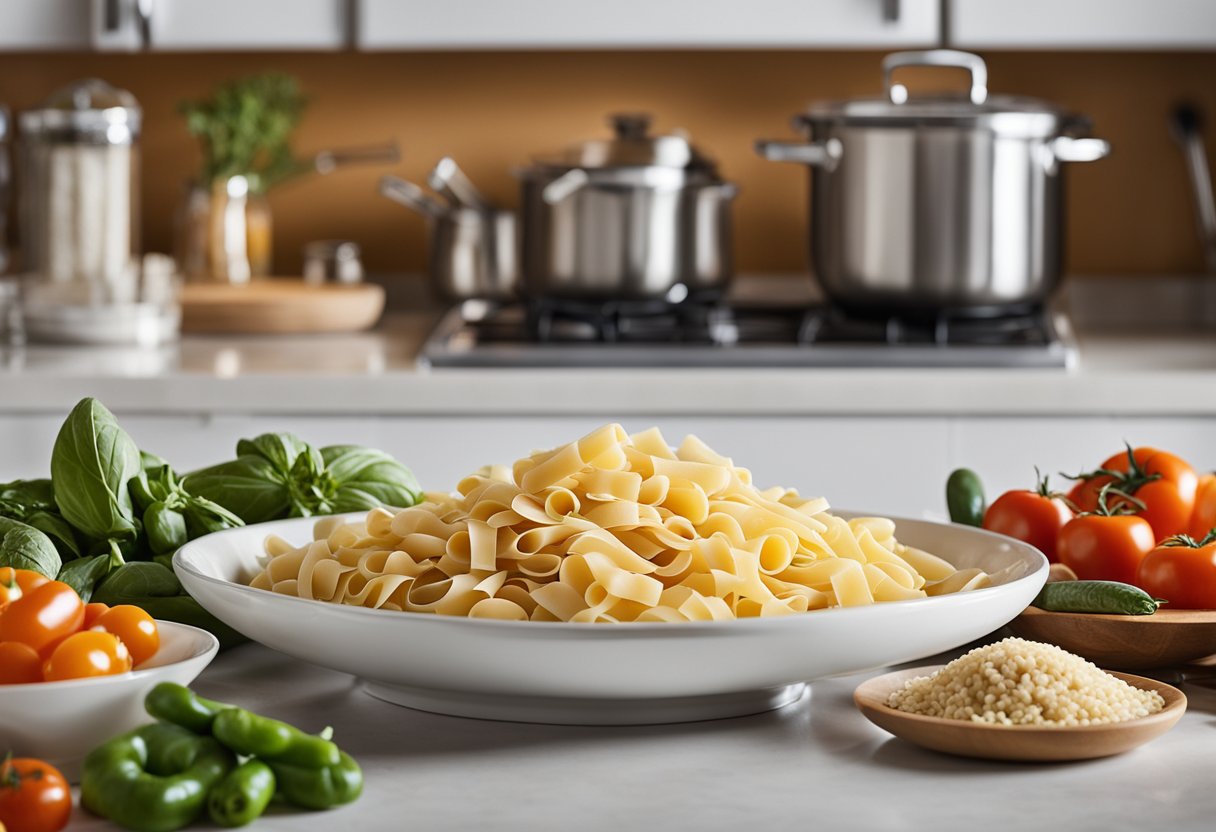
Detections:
269,750,364,811
208,759,277,828
81,722,236,832
212,707,340,768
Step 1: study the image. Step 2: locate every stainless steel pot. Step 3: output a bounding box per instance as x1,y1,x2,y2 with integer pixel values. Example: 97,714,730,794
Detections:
757,50,1111,315
379,173,518,302
519,113,737,303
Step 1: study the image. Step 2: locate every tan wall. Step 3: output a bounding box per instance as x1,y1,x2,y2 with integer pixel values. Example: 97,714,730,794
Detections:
0,50,1214,277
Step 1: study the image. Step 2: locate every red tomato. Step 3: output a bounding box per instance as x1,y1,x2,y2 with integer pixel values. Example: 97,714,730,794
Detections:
1136,534,1216,610
1058,514,1156,585
92,605,159,666
983,490,1073,562
42,631,132,682
0,757,72,832
1069,447,1198,540
0,568,49,610
0,581,84,655
1191,474,1216,539
0,642,43,685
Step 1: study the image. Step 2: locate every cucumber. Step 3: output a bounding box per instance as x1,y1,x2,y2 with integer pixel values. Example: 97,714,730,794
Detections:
1031,580,1162,616
946,468,986,527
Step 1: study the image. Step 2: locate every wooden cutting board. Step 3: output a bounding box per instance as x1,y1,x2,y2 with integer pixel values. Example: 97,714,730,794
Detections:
180,279,386,334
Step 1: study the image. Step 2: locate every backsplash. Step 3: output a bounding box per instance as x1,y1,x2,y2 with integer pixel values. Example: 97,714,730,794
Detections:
0,49,1213,277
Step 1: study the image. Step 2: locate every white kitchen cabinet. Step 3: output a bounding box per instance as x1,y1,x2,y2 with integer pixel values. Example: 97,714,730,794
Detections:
949,0,1216,50
141,0,348,50
357,0,939,50
0,1,92,51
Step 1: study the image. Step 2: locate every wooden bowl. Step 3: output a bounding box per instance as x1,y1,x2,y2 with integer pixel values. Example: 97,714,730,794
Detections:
854,666,1186,762
181,279,386,334
1008,607,1216,670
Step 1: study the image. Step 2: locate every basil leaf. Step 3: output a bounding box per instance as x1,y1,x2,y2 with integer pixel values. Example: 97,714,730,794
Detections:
56,554,114,602
182,456,291,524
94,562,247,649
236,433,310,477
0,516,62,579
0,479,57,512
50,398,141,542
321,445,422,511
23,509,82,559
145,502,189,555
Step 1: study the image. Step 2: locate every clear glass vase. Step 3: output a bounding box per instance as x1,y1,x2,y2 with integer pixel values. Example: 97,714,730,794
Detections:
175,175,273,283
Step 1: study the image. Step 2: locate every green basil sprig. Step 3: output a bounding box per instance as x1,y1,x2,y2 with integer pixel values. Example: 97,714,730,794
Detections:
51,398,142,544
1,479,82,558
0,515,62,579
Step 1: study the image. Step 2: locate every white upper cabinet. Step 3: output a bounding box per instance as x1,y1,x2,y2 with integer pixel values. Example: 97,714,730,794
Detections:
356,0,940,50
92,0,349,51
950,0,1216,50
0,1,92,50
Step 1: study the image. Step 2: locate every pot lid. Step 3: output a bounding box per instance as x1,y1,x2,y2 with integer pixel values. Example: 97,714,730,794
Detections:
802,50,1076,137
535,113,717,170
19,78,141,143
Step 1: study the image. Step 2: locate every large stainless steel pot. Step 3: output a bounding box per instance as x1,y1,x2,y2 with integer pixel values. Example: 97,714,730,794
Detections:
757,50,1110,316
520,113,737,303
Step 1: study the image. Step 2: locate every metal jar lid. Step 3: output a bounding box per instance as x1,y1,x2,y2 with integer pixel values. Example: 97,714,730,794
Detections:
800,51,1078,139
19,78,141,145
533,113,718,171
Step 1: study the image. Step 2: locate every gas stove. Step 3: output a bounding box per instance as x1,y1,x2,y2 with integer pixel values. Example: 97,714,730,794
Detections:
420,295,1078,369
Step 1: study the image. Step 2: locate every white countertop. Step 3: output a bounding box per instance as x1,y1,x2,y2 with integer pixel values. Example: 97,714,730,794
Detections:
67,642,1216,831
3,275,1215,417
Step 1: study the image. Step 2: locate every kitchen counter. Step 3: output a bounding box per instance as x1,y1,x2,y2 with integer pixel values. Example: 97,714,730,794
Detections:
68,642,1216,831
2,275,1214,418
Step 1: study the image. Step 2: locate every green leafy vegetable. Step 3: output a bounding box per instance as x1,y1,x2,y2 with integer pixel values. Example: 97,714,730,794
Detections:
94,562,247,649
51,398,142,543
0,478,82,557
0,516,62,578
321,445,421,511
183,455,290,524
57,553,117,602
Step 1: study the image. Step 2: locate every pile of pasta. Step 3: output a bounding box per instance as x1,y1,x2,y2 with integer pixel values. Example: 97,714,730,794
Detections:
249,425,990,622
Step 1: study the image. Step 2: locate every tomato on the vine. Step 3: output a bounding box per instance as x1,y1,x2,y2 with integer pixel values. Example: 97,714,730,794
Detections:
92,605,159,666
983,475,1073,562
0,757,72,832
1058,512,1156,586
1068,446,1198,540
1191,473,1216,539
0,581,84,655
1136,532,1216,610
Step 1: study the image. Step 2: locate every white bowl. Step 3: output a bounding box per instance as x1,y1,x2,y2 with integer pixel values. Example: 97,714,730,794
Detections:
175,514,1047,725
0,621,218,780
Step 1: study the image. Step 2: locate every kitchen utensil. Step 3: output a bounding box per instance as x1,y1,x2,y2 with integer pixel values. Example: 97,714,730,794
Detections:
175,513,1046,725
1007,606,1216,670
1170,104,1216,273
0,621,218,781
380,174,518,301
854,666,1185,762
756,50,1110,316
303,239,364,285
312,140,400,176
16,79,175,343
180,279,385,334
428,156,490,211
519,113,738,302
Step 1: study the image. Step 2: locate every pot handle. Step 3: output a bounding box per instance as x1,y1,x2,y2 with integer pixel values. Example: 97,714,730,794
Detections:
542,168,590,205
1049,136,1111,163
754,138,843,168
883,49,988,105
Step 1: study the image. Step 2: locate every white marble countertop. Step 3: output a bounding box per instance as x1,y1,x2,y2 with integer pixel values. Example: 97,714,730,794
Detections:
3,275,1215,417
67,642,1216,831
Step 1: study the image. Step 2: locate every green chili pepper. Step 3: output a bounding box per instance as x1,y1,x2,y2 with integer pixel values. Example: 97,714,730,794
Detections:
946,468,987,527
145,681,231,734
81,722,236,832
212,707,340,768
269,750,364,811
208,759,277,828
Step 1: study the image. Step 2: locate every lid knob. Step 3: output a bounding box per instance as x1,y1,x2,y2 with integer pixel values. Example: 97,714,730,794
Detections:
609,113,653,140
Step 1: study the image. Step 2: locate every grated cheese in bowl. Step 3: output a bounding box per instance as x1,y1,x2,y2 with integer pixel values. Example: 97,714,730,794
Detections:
887,637,1165,726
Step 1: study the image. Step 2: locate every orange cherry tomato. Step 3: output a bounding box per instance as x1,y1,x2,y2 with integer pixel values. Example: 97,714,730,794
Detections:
1058,514,1156,585
0,581,84,655
92,605,159,666
0,642,43,685
82,602,110,628
1191,473,1216,539
0,757,71,832
983,489,1074,562
1136,533,1216,610
1068,447,1198,540
42,631,131,682
0,568,50,609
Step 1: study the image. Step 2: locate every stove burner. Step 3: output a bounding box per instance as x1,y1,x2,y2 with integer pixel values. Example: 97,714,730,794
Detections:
525,297,719,343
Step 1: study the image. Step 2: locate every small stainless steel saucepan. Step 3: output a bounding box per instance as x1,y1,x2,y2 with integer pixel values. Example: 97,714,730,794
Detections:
379,168,518,302
757,50,1110,316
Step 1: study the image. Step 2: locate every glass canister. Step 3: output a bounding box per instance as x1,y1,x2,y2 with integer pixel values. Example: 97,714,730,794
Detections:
17,79,178,345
